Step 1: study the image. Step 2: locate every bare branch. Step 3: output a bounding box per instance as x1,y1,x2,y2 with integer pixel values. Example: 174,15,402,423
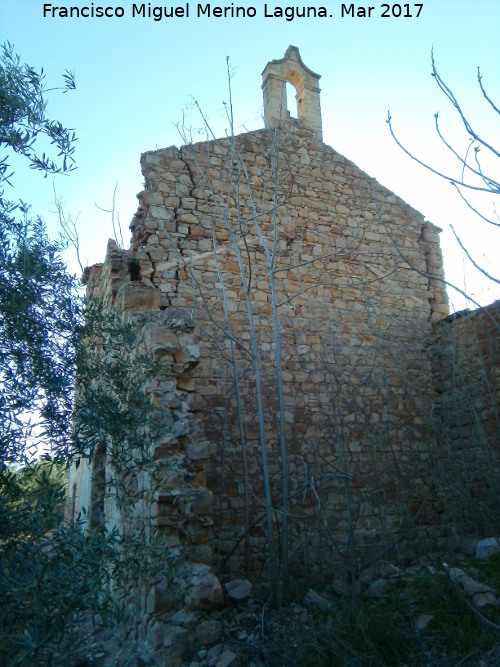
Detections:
451,182,500,227
477,68,500,116
450,224,500,285
387,112,496,194
431,50,500,160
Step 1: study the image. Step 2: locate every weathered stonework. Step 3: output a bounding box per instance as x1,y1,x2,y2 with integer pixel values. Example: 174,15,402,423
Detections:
262,45,322,139
66,47,499,661
430,301,500,538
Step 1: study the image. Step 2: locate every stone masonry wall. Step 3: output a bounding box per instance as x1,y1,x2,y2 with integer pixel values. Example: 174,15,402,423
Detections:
67,118,500,661
430,301,500,538
71,241,226,659
122,120,450,585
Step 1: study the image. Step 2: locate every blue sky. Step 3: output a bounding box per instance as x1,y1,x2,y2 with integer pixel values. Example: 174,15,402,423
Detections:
1,0,499,309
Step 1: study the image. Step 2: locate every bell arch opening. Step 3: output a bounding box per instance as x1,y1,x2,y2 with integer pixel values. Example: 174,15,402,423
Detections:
285,69,306,120
261,46,323,139
285,82,298,118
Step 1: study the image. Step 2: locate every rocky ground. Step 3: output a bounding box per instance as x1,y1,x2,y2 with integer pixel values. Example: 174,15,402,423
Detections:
50,538,500,667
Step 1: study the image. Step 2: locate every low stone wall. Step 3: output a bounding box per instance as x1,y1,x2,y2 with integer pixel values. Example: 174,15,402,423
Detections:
431,301,500,538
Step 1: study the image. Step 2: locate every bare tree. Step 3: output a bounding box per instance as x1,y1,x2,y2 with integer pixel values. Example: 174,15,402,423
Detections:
388,50,500,296
160,75,434,599
386,53,500,543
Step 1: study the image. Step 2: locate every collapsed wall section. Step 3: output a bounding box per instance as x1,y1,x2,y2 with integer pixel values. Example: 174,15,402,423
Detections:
67,240,226,658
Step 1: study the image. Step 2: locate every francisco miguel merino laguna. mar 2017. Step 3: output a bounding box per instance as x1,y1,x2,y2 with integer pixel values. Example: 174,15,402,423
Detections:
42,3,425,19
42,3,333,20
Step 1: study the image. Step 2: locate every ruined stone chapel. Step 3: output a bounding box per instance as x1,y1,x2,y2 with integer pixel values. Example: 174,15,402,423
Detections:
67,46,500,647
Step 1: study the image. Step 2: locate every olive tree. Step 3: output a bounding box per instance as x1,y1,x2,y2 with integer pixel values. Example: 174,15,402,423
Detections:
0,44,168,664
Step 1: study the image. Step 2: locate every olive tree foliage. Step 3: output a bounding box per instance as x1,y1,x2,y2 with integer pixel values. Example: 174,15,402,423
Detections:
0,44,166,665
0,42,76,175
0,42,78,467
0,42,90,664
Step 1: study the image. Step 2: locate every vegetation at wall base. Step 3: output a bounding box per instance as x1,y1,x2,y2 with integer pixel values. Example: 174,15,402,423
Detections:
227,558,500,667
38,555,498,666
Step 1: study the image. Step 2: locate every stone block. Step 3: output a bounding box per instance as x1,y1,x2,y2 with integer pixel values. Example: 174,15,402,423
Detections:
224,578,252,602
187,392,205,411
196,619,222,645
116,284,161,311
476,537,500,561
190,490,214,516
143,324,179,352
216,649,239,667
187,544,213,564
177,375,196,391
184,566,223,610
147,585,178,613
171,419,191,437
163,308,196,331
185,441,216,460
